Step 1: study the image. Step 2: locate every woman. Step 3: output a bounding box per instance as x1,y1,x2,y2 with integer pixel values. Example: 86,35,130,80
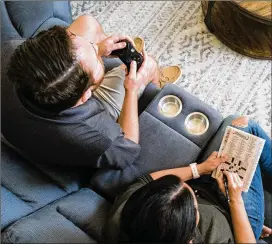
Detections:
105,115,272,243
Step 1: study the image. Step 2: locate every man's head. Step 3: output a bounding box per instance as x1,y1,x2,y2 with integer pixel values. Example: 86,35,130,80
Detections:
120,175,200,243
7,26,104,113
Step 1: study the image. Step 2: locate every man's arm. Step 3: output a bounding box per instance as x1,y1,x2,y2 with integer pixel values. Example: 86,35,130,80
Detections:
68,15,135,56
67,15,107,43
117,62,140,143
118,88,139,143
117,49,158,143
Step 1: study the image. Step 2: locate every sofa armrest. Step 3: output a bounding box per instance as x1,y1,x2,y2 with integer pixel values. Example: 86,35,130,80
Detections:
1,1,72,43
91,84,223,199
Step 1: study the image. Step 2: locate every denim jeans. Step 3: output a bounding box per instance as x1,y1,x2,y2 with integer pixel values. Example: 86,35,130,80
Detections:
206,115,272,239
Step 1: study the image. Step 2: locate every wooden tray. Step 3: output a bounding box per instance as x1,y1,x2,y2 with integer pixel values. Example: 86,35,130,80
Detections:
202,1,272,60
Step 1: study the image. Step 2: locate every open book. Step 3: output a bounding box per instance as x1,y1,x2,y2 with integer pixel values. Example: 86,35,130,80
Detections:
212,126,265,192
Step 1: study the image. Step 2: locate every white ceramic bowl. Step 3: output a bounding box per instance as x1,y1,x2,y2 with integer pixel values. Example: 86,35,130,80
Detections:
185,112,209,135
158,95,182,118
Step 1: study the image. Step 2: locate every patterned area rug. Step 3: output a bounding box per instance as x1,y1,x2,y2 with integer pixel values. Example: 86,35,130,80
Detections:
71,1,271,137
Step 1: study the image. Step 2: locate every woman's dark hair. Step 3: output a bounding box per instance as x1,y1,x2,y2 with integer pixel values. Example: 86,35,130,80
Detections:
120,175,197,244
7,26,92,113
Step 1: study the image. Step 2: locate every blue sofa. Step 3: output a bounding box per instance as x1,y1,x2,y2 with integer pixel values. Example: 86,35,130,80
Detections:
1,1,271,243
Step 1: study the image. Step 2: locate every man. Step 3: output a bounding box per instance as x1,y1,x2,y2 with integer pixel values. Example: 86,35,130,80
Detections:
2,15,180,169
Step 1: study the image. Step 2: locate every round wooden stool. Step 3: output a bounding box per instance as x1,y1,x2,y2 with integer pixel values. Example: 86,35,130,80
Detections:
202,1,272,60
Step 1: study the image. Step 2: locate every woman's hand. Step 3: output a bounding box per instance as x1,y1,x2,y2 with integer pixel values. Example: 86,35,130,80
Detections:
261,225,272,239
198,151,228,175
216,171,244,204
97,35,135,57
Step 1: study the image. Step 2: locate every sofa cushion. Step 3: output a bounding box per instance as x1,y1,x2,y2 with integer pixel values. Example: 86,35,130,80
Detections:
145,84,223,149
1,1,21,44
1,186,33,231
4,1,72,39
32,18,70,37
91,111,201,199
1,188,111,243
91,85,222,199
196,115,237,162
1,142,82,230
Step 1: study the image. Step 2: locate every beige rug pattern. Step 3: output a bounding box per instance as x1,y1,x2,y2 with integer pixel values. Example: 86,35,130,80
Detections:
71,1,271,137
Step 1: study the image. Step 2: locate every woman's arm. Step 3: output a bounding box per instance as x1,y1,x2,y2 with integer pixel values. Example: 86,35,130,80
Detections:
229,199,256,243
217,171,256,243
151,165,200,181
151,152,228,181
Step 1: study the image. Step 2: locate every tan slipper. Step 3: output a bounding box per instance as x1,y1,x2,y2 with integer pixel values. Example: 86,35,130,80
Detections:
159,65,182,88
134,37,144,53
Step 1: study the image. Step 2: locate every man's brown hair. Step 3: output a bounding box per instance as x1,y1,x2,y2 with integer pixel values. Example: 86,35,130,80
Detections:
7,26,92,113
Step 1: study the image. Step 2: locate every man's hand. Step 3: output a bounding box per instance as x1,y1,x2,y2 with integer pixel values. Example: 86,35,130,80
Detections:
134,50,160,87
97,35,135,57
124,61,143,94
216,171,244,204
198,151,228,175
124,49,159,93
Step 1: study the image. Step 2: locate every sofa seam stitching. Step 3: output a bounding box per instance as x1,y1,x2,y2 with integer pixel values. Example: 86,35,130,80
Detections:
29,16,54,38
30,2,54,37
143,111,201,150
2,140,75,194
140,84,222,149
4,2,22,38
55,206,101,242
1,189,88,235
1,182,35,207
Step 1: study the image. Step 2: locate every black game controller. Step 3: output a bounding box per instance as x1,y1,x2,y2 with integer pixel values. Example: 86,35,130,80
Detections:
111,40,143,72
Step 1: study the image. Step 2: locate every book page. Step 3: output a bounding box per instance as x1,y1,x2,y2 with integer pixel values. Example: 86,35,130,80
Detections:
212,126,265,192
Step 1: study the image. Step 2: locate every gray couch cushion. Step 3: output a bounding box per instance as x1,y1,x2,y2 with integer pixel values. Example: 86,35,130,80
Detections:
1,143,81,230
1,186,33,231
32,18,70,37
91,111,202,198
91,85,223,198
1,1,21,44
196,114,237,162
4,1,71,39
1,188,111,243
146,84,223,149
